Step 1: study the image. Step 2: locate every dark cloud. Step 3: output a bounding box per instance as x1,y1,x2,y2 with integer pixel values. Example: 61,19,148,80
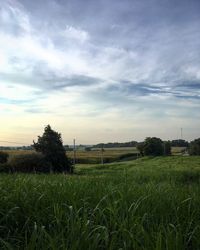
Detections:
176,81,200,90
18,0,200,48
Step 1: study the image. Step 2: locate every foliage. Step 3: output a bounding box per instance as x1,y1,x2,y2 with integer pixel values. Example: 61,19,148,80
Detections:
93,141,138,148
163,141,171,155
64,145,73,151
0,163,10,173
0,156,200,249
189,138,200,155
8,153,50,173
137,138,171,156
136,142,144,156
171,139,189,147
85,147,91,151
143,137,164,156
33,125,72,173
0,151,9,164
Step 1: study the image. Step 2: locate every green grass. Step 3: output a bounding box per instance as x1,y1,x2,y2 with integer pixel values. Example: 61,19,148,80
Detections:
0,156,200,249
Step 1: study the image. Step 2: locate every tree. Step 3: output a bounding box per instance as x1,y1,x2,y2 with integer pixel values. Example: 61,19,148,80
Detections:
143,137,164,156
189,138,200,155
33,125,72,173
163,141,171,156
137,142,144,156
171,139,189,147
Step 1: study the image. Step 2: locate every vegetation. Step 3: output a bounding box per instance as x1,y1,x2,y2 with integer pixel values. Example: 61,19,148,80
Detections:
163,141,171,155
68,148,139,164
8,153,50,173
189,138,200,155
0,156,200,249
0,151,8,164
93,141,138,148
137,137,171,156
1,146,188,167
171,139,189,147
33,125,72,173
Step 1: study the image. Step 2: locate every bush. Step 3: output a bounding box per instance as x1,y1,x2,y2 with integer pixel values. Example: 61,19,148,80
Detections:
189,138,200,155
9,153,51,173
137,142,144,156
0,151,9,164
85,147,91,151
143,137,164,156
163,141,171,156
118,153,138,160
171,139,189,147
137,138,171,156
0,163,10,173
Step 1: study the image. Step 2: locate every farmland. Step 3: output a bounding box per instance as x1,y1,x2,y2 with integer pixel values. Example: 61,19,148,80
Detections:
5,146,186,164
0,156,200,249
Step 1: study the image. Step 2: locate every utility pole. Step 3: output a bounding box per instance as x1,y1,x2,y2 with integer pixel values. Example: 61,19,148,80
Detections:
73,139,76,168
181,128,183,139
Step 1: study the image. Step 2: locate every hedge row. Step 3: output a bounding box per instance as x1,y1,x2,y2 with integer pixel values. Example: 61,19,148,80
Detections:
0,152,52,173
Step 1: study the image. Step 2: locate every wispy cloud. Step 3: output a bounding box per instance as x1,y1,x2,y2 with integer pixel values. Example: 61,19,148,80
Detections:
0,0,200,143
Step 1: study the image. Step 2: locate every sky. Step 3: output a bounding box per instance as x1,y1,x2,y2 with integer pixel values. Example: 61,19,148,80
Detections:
0,0,200,145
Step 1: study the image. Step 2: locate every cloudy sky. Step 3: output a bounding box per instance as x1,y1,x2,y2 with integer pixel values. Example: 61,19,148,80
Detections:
0,0,200,145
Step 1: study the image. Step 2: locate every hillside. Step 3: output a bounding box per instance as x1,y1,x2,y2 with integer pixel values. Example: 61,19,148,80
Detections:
0,156,200,249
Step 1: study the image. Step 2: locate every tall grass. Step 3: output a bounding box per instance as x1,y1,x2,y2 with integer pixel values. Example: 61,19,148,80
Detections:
0,156,200,249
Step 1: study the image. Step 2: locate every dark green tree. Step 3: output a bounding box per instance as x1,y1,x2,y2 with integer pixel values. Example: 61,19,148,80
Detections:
171,139,189,147
143,137,164,156
137,142,144,156
163,141,171,156
33,125,72,173
189,138,200,155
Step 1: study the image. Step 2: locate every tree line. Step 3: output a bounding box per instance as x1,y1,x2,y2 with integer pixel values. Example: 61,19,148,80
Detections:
0,125,200,174
92,139,189,149
136,137,200,156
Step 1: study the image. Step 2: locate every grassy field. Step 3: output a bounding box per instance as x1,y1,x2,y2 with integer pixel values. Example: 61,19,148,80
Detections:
0,156,200,249
4,148,139,164
5,147,186,164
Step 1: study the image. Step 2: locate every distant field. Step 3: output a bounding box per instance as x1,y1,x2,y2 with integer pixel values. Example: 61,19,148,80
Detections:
0,156,200,249
5,147,187,164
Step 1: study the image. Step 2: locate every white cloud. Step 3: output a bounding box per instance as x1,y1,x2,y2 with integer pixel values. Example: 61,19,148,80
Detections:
0,0,200,143
64,25,89,43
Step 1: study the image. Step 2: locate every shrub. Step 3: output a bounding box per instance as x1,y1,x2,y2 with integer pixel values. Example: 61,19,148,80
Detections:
118,153,138,160
85,147,91,151
163,141,171,156
0,151,9,164
143,137,164,156
0,163,10,173
137,138,171,156
189,138,200,155
137,142,144,156
9,153,51,173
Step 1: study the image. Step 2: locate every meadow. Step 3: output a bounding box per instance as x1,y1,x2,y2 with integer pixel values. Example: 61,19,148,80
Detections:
0,156,200,249
6,146,186,164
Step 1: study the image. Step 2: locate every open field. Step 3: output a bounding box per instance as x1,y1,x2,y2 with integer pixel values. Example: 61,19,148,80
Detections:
0,156,200,249
4,146,187,164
